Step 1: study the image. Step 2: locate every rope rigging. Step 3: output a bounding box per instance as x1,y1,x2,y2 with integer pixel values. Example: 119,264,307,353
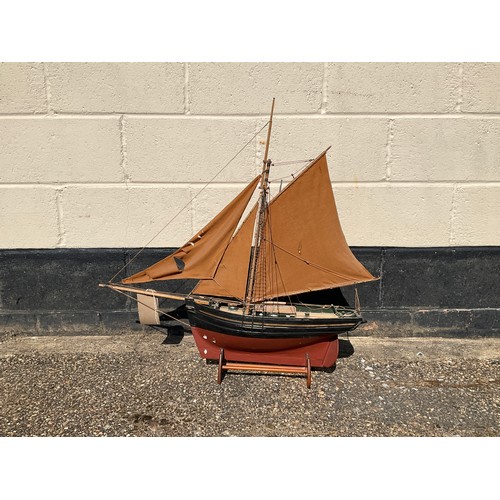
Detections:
270,158,314,166
268,159,314,183
261,237,366,284
108,120,270,283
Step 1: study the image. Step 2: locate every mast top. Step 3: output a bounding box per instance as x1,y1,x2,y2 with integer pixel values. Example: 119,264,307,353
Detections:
261,98,275,190
263,97,275,164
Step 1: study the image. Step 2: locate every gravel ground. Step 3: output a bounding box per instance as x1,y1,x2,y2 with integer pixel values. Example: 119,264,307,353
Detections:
0,330,498,437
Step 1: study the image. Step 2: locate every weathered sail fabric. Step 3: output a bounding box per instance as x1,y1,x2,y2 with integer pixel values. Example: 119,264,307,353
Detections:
193,205,257,300
193,151,376,302
252,152,377,301
122,176,260,284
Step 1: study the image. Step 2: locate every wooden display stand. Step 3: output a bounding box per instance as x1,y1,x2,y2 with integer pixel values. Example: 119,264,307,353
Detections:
217,348,312,388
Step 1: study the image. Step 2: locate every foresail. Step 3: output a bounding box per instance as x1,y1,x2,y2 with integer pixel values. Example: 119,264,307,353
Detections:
122,176,260,284
253,152,376,301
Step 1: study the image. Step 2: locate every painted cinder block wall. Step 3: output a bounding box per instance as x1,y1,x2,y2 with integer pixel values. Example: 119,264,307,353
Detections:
0,62,499,335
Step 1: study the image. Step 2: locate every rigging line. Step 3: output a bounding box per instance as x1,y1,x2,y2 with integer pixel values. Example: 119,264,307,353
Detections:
261,237,366,284
268,161,315,184
211,278,245,304
263,202,294,307
270,158,314,166
253,189,271,308
108,120,270,283
110,287,191,328
245,187,267,307
194,277,245,305
189,201,258,303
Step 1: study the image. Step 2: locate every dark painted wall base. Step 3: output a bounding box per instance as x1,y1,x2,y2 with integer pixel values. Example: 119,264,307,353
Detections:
1,248,499,338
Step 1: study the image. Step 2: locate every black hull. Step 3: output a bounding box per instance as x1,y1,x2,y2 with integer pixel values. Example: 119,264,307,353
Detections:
185,297,362,367
185,297,363,339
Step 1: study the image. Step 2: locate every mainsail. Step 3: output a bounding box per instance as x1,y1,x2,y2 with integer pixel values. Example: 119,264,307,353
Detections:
122,176,260,284
194,151,377,301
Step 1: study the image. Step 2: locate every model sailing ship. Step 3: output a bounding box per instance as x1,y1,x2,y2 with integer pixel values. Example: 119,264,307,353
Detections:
101,99,377,386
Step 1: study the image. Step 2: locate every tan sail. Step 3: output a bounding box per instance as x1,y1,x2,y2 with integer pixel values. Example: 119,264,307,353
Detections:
193,151,376,301
122,176,260,284
252,151,376,301
193,204,258,300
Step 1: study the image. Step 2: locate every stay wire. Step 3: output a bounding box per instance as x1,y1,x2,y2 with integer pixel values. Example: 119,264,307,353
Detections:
268,160,314,184
270,158,314,166
263,201,294,308
261,237,371,284
108,120,270,283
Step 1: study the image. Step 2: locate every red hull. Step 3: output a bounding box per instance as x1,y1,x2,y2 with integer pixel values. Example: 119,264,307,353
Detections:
191,326,339,368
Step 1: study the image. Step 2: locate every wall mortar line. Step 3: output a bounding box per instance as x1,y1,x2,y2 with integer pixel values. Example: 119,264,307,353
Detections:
2,180,500,188
42,63,54,115
455,62,464,113
184,63,191,115
385,119,395,181
449,183,458,245
119,114,132,244
321,62,328,114
55,188,66,247
4,111,500,119
119,115,130,187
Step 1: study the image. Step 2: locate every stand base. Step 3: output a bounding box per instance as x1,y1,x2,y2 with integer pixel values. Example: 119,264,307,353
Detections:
217,348,312,388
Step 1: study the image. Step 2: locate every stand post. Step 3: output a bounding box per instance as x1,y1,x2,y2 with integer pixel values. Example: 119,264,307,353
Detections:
217,348,312,388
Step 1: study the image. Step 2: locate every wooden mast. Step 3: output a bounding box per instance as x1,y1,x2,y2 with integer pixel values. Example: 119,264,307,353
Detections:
244,98,275,312
261,97,275,188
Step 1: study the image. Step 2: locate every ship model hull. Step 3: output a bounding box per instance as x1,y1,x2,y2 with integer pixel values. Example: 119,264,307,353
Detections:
102,99,378,383
185,297,362,368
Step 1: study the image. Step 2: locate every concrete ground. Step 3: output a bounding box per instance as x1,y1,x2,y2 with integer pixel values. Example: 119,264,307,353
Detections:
0,330,498,437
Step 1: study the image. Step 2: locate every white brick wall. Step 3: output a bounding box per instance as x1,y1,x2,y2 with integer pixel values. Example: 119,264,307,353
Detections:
0,186,59,247
125,117,258,183
327,63,461,113
0,62,498,248
189,63,324,114
0,117,122,183
0,63,46,114
46,63,185,114
61,185,193,247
